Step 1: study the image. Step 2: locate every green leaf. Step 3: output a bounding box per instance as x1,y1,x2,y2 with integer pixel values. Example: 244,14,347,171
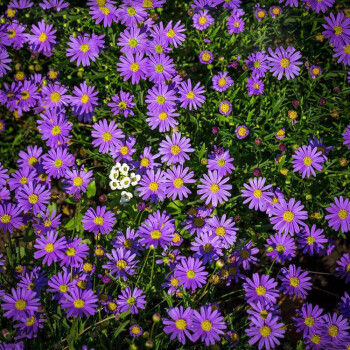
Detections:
86,180,96,198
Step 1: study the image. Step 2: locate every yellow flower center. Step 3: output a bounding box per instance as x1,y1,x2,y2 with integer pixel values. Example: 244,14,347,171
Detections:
186,91,195,99
234,21,240,27
73,176,83,186
26,316,36,326
83,263,93,272
49,70,58,79
74,299,85,309
81,94,89,104
253,189,262,198
21,91,30,100
312,68,320,75
280,58,290,68
155,44,163,53
96,0,106,5
123,239,133,249
127,7,136,16
100,6,110,15
173,178,184,188
39,33,47,42
155,64,164,73
254,83,260,89
186,270,196,279
272,7,280,14
108,301,117,311
201,52,211,62
158,112,168,120
304,316,314,327
170,277,179,286
201,320,212,331
150,230,161,239
16,72,24,80
260,326,271,337
215,226,226,236
210,183,220,193
131,325,141,334
238,127,247,137
92,216,104,227
311,334,321,344
143,0,153,8
167,29,175,38
199,16,207,25
149,181,159,191
116,259,127,269
328,325,338,337
156,95,166,104
28,156,38,166
290,277,300,287
334,25,343,35
140,157,150,167
307,236,316,245
175,319,187,330
171,145,181,155
257,10,265,18
303,156,312,166
54,159,63,168
28,194,38,204
344,44,350,54
256,285,266,296
45,243,54,252
241,250,249,259
7,9,16,18
102,132,112,142
51,125,61,135
120,146,129,155
260,310,268,320
220,103,230,113
65,247,76,256
218,78,226,87
77,280,87,289
283,210,294,222
50,92,61,103
0,214,11,224
338,209,348,220
194,217,204,227
173,233,181,243
80,44,90,53
289,110,297,119
347,264,350,272
15,299,27,310
203,243,212,253
276,244,285,253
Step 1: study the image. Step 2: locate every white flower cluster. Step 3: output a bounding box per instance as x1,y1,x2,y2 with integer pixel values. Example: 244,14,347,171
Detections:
109,163,140,205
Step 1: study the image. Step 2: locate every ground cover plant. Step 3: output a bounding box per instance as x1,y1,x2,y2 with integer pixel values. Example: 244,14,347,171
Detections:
0,0,350,349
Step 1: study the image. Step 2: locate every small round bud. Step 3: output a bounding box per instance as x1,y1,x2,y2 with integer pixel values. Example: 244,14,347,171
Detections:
216,259,225,268
145,341,154,348
279,144,286,151
255,138,262,146
152,313,161,322
99,194,107,202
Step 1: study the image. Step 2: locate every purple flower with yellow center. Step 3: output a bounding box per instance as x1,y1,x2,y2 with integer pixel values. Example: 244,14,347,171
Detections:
14,312,45,339
137,210,174,249
218,100,232,115
137,169,166,204
320,312,350,345
199,50,214,65
323,12,350,48
136,146,159,175
294,303,324,337
279,264,312,298
145,83,177,114
207,214,238,248
304,330,327,349
117,26,148,55
146,108,179,133
112,228,142,256
0,50,11,77
17,182,50,215
0,203,23,233
307,0,335,14
246,301,280,323
255,8,267,22
111,136,136,162
48,271,73,301
174,257,208,291
117,288,145,317
279,0,298,7
7,21,26,50
70,81,99,120
227,15,245,34
1,288,40,321
309,65,322,79
33,230,66,266
233,240,260,270
0,187,11,204
265,232,297,264
117,3,147,27
91,119,124,154
243,273,279,306
335,253,350,283
241,177,273,211
40,0,69,11
8,167,37,193
270,6,282,17
117,52,148,84
147,53,176,84
182,206,212,236
197,170,232,207
37,108,72,148
296,225,327,256
41,83,70,110
270,197,308,235
102,248,138,280
325,196,350,233
66,33,105,67
129,324,143,338
164,165,195,201
25,20,56,56
343,126,350,150
292,145,324,178
245,51,270,78
235,125,249,139
160,20,186,48
212,71,234,92
191,305,227,346
89,4,118,27
0,162,8,187
63,166,93,195
157,133,194,165
178,79,206,110
61,287,98,318
191,232,223,264
268,46,302,80
308,136,333,161
163,306,194,345
246,314,285,350
108,91,135,118
247,76,264,95
333,43,350,66
42,147,75,179
17,146,42,169
193,10,214,31
57,237,89,267
82,206,116,235
9,0,33,8
207,148,235,177
16,79,40,112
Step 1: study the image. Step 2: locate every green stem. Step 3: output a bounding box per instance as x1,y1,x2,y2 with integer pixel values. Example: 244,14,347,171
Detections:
136,248,152,286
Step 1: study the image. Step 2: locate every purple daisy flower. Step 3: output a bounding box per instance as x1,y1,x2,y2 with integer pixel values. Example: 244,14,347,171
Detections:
145,84,177,114
333,43,350,66
62,166,93,195
41,83,70,110
111,136,136,162
174,257,208,291
7,21,27,50
82,206,116,235
247,76,264,95
102,248,138,281
136,169,166,204
296,225,328,256
320,312,350,346
17,145,42,168
57,237,89,267
245,51,270,78
212,71,234,92
137,210,174,249
66,33,105,67
17,182,51,215
89,4,118,27
309,65,322,79
325,196,350,233
243,273,279,305
270,198,308,235
246,301,280,323
199,50,214,65
207,148,235,177
146,108,179,132
163,20,186,48
0,203,23,233
218,100,232,115
178,79,206,110
33,208,61,235
191,232,223,264
117,287,146,315
279,264,312,298
0,162,9,187
270,6,282,18
335,253,350,283
16,80,40,112
246,313,285,350
182,206,213,236
40,0,69,11
339,292,350,319
207,214,238,248
197,170,232,207
342,126,350,150
0,50,11,77
91,119,124,154
1,288,40,321
268,46,302,80
129,324,143,338
61,288,98,318
33,230,66,266
265,232,297,264
117,26,148,55
292,145,324,178
193,10,214,31
191,305,227,346
235,125,249,139
147,53,176,84
255,8,267,22
227,15,245,34
25,20,56,56
163,306,194,345
112,228,142,256
294,303,324,337
9,0,33,8
164,165,195,201
8,167,37,193
108,91,135,118
136,146,160,175
42,147,75,179
241,177,273,211
117,53,148,84
117,3,147,27
308,136,333,160
307,0,335,14
157,133,194,165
